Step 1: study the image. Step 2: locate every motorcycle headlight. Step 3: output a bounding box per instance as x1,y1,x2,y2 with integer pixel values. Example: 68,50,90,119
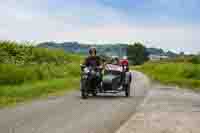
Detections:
84,67,90,73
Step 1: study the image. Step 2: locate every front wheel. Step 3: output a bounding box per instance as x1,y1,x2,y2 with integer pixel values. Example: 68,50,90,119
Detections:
92,91,97,96
81,90,88,99
81,80,88,99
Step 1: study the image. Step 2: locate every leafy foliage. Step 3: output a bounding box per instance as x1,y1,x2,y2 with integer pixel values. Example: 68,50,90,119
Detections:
127,42,149,65
135,62,200,90
0,41,83,85
0,41,83,107
189,55,200,64
0,41,78,65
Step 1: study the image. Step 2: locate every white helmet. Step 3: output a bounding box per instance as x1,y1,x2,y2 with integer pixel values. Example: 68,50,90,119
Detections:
123,56,127,60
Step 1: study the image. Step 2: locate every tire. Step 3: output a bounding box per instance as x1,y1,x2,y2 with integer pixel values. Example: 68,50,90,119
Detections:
81,80,88,99
125,84,130,97
129,73,132,83
92,91,97,96
81,90,88,99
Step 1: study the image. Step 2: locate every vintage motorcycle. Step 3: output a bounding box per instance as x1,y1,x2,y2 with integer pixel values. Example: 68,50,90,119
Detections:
80,65,102,99
80,64,132,99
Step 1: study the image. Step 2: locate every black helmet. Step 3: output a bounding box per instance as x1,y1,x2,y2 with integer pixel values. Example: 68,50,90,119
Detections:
89,47,97,55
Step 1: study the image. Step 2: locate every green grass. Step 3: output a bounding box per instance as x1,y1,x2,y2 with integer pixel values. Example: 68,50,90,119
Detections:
0,41,83,108
0,62,81,108
0,77,80,108
0,63,82,108
0,63,81,85
134,62,200,91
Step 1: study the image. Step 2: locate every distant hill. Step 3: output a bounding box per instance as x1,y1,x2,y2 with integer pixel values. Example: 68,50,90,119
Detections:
38,42,178,58
38,42,127,58
147,48,177,57
38,42,89,54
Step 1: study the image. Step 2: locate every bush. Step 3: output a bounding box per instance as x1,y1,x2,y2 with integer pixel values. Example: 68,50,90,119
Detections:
0,41,83,85
0,63,82,85
182,64,200,80
189,56,200,64
0,41,82,65
0,41,83,107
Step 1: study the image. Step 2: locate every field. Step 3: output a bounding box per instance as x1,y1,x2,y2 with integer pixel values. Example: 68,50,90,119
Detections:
134,61,200,91
0,41,83,107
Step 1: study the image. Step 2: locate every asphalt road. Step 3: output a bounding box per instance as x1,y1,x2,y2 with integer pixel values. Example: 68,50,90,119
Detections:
117,83,200,133
0,71,150,133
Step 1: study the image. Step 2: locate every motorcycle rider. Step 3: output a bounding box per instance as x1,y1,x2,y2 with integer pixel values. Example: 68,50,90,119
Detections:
111,56,120,65
120,56,129,71
84,47,101,67
83,47,102,86
120,56,131,83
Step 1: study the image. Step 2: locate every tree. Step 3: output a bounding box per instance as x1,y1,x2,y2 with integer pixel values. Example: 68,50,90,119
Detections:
127,42,149,65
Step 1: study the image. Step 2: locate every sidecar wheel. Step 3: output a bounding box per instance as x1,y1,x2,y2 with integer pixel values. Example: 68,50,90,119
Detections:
125,84,130,97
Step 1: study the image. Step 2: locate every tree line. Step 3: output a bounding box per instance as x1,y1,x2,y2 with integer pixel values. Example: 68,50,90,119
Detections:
127,42,149,65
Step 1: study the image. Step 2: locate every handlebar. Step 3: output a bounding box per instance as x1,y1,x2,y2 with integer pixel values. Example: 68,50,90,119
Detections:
80,65,103,72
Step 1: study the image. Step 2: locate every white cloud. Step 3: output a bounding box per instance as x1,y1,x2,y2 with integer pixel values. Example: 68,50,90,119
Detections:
59,24,200,54
0,0,126,40
0,0,200,53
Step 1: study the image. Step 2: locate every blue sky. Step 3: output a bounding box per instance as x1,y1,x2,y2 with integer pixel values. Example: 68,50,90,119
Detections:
0,0,200,53
100,0,200,24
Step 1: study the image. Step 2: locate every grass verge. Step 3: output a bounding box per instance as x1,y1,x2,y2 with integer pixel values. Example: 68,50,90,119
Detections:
133,62,200,91
0,77,80,108
0,41,83,108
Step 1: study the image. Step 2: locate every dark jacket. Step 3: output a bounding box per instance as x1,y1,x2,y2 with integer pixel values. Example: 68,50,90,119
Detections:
84,56,101,67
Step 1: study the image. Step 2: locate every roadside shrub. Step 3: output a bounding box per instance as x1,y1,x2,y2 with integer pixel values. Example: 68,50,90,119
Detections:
135,62,200,89
0,41,79,65
0,41,83,85
0,63,81,85
65,63,81,77
182,64,200,80
189,56,200,64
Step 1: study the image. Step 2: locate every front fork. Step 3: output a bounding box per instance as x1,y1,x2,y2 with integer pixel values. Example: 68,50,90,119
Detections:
81,74,88,90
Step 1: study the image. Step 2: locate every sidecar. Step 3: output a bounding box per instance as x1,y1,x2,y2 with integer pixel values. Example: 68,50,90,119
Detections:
101,64,132,97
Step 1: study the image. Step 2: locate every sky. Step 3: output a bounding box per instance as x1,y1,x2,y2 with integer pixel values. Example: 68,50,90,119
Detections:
0,0,200,53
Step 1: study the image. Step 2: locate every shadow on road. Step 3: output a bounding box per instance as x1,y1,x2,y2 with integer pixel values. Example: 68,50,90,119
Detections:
76,94,134,100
